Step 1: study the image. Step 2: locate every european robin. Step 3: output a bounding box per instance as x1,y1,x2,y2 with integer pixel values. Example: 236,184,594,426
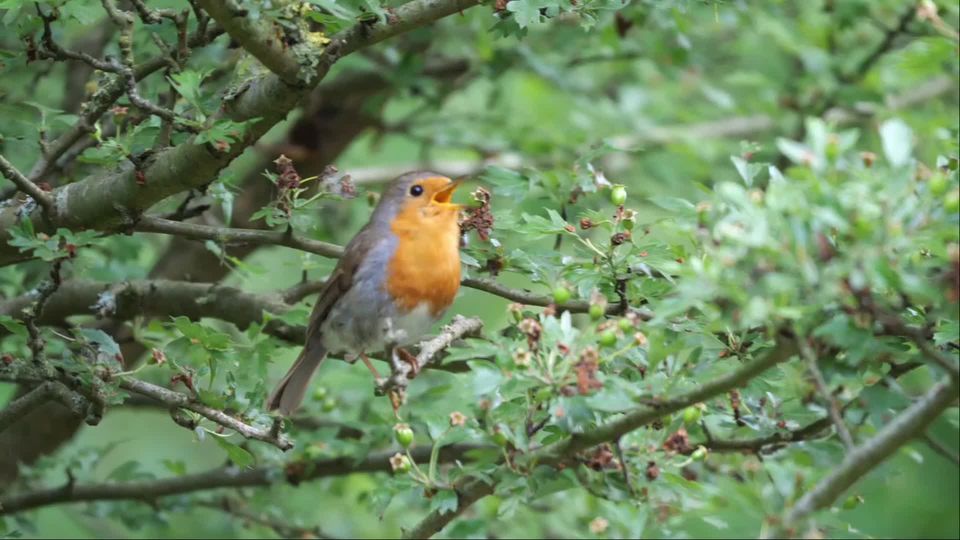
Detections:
267,171,463,415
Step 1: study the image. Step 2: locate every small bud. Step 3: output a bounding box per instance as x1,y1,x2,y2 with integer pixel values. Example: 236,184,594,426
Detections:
645,460,659,481
860,151,876,168
611,232,630,245
633,331,647,346
579,217,593,230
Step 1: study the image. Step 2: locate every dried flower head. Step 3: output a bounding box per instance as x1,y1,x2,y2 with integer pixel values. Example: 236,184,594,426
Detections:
513,349,533,367
589,517,609,535
389,452,410,472
449,411,467,427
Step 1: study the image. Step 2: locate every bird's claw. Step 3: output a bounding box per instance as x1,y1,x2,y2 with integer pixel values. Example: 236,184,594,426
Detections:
396,347,419,379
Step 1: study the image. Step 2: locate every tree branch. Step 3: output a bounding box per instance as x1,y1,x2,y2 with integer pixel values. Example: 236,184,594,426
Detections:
529,336,799,465
135,216,345,258
196,0,303,83
783,377,959,528
117,377,293,450
0,154,54,216
0,0,484,266
404,335,800,538
797,337,855,451
0,381,88,433
377,315,483,396
0,443,486,516
402,476,495,539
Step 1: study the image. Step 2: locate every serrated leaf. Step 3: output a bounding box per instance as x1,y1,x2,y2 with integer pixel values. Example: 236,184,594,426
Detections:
213,436,255,468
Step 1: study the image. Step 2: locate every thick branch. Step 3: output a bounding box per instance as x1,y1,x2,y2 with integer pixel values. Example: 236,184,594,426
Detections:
0,443,486,515
402,476,494,539
783,377,959,527
0,381,88,433
0,279,299,342
196,0,303,83
118,377,293,450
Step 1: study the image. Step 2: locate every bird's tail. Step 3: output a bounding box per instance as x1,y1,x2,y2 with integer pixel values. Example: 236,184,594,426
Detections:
266,344,326,416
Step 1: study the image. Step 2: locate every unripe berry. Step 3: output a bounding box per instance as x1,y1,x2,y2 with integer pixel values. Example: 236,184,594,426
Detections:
598,329,617,348
610,185,627,206
394,424,414,448
553,285,571,305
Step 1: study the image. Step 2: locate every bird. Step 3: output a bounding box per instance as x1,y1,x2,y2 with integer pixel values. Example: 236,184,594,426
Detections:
267,171,463,415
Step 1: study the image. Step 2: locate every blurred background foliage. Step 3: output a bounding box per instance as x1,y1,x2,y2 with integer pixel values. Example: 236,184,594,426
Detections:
0,0,958,538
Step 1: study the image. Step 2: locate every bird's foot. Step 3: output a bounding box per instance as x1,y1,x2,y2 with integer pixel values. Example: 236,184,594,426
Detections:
396,347,419,379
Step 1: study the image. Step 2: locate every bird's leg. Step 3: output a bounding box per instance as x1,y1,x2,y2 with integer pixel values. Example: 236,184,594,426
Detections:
359,352,382,380
396,347,420,379
384,344,406,416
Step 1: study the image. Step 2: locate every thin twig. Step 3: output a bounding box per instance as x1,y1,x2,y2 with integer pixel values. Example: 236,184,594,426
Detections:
118,377,294,450
0,154,54,216
199,497,332,539
376,315,484,396
797,336,855,451
921,432,960,467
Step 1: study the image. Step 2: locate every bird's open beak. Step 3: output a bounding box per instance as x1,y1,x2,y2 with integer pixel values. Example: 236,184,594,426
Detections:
432,179,463,208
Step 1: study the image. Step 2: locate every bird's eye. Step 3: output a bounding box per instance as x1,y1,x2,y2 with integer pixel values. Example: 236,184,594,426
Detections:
409,185,424,197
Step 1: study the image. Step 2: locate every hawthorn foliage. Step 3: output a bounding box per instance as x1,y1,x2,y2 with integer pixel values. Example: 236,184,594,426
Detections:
0,0,958,538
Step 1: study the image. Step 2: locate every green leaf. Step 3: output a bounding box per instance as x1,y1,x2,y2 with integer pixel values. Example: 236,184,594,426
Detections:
428,489,459,515
212,436,255,468
0,315,27,338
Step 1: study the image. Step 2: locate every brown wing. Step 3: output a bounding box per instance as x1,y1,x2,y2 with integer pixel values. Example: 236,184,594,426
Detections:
303,226,378,346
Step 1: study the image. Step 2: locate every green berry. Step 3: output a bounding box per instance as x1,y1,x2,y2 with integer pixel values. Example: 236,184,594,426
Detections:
618,317,633,332
622,217,635,230
598,329,618,348
535,387,553,402
312,386,328,400
691,446,708,461
394,425,414,448
842,495,863,510
945,189,960,214
589,304,604,320
321,397,337,412
610,185,627,206
492,430,508,447
682,406,702,425
553,286,572,305
928,172,948,196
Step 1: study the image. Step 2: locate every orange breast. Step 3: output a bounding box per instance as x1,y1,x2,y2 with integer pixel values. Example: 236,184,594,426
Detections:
386,210,462,316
